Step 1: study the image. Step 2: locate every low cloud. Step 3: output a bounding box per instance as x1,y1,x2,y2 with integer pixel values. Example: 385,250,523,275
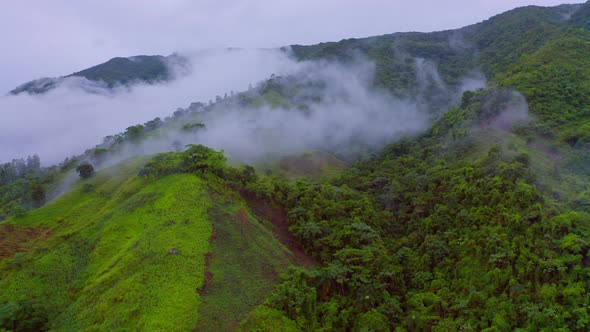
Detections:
0,49,297,164
86,54,486,170
1,47,487,171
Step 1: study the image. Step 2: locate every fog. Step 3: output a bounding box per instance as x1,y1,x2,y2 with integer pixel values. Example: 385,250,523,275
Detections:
0,49,297,164
79,54,486,172
0,42,488,170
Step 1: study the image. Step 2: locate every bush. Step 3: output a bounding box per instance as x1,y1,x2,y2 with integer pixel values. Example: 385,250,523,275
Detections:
76,163,95,179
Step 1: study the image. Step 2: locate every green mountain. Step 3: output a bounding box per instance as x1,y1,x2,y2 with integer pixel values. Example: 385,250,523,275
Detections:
3,1,590,331
0,148,308,331
9,54,186,95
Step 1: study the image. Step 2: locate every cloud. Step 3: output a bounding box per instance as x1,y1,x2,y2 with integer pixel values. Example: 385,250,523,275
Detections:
0,43,488,167
0,49,297,164
80,54,486,172
192,59,430,162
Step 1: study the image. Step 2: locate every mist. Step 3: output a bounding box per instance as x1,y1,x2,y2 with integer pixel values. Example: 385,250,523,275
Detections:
1,45,487,173
84,54,486,172
0,48,297,164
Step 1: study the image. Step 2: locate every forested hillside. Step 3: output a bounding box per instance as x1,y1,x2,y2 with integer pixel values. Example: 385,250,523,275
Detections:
244,3,590,330
2,2,590,331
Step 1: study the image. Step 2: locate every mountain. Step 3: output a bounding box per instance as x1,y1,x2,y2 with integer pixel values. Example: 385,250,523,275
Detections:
9,53,188,95
2,1,590,331
0,150,310,330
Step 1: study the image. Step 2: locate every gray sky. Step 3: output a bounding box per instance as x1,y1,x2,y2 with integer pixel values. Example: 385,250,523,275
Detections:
0,0,577,93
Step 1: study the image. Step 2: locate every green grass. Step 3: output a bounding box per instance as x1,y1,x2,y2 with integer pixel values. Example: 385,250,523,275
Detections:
253,150,347,181
0,160,213,331
195,196,299,331
0,156,310,331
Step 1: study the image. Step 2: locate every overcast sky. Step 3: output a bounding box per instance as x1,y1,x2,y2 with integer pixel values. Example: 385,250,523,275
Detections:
0,0,578,93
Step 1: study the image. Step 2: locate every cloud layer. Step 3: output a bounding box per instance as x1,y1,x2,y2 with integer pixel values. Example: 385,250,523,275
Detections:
0,49,297,164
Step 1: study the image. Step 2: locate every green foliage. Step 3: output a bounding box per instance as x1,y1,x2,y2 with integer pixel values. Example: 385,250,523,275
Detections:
68,55,175,88
182,122,206,132
75,163,95,179
290,3,580,96
4,3,590,331
30,183,45,207
124,124,145,141
498,31,590,136
239,306,299,332
570,2,590,30
10,54,183,94
260,83,590,330
0,299,49,331
0,164,213,331
182,144,227,176
195,197,296,331
0,149,309,331
138,152,183,177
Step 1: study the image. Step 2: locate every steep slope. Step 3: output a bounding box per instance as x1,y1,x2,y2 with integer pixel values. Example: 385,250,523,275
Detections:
0,159,212,330
0,149,303,331
246,11,590,331
570,1,590,29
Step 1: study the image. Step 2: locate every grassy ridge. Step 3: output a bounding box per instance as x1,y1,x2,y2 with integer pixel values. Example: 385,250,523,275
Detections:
1,148,311,331
0,160,212,331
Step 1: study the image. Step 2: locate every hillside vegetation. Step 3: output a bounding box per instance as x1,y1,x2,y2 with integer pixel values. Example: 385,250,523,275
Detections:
2,2,590,331
0,147,302,330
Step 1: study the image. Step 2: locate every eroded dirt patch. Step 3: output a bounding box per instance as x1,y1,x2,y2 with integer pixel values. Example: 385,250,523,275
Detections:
0,224,53,259
240,190,318,269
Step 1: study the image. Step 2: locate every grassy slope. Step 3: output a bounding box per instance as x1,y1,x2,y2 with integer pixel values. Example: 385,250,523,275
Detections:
0,159,212,331
1,155,309,331
196,195,298,331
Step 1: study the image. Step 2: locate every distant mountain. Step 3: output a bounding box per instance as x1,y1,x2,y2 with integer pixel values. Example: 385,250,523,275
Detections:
288,3,584,92
9,53,188,95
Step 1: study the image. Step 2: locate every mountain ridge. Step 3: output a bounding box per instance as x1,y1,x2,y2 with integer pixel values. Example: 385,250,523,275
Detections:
9,53,188,95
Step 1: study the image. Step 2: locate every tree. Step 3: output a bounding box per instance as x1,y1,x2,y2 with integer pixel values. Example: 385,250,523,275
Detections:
239,165,257,184
144,117,162,130
76,163,95,179
26,155,41,173
30,183,46,207
124,125,144,141
182,144,226,176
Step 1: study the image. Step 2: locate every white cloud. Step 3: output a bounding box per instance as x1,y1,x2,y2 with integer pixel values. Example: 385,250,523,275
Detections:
0,49,296,164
